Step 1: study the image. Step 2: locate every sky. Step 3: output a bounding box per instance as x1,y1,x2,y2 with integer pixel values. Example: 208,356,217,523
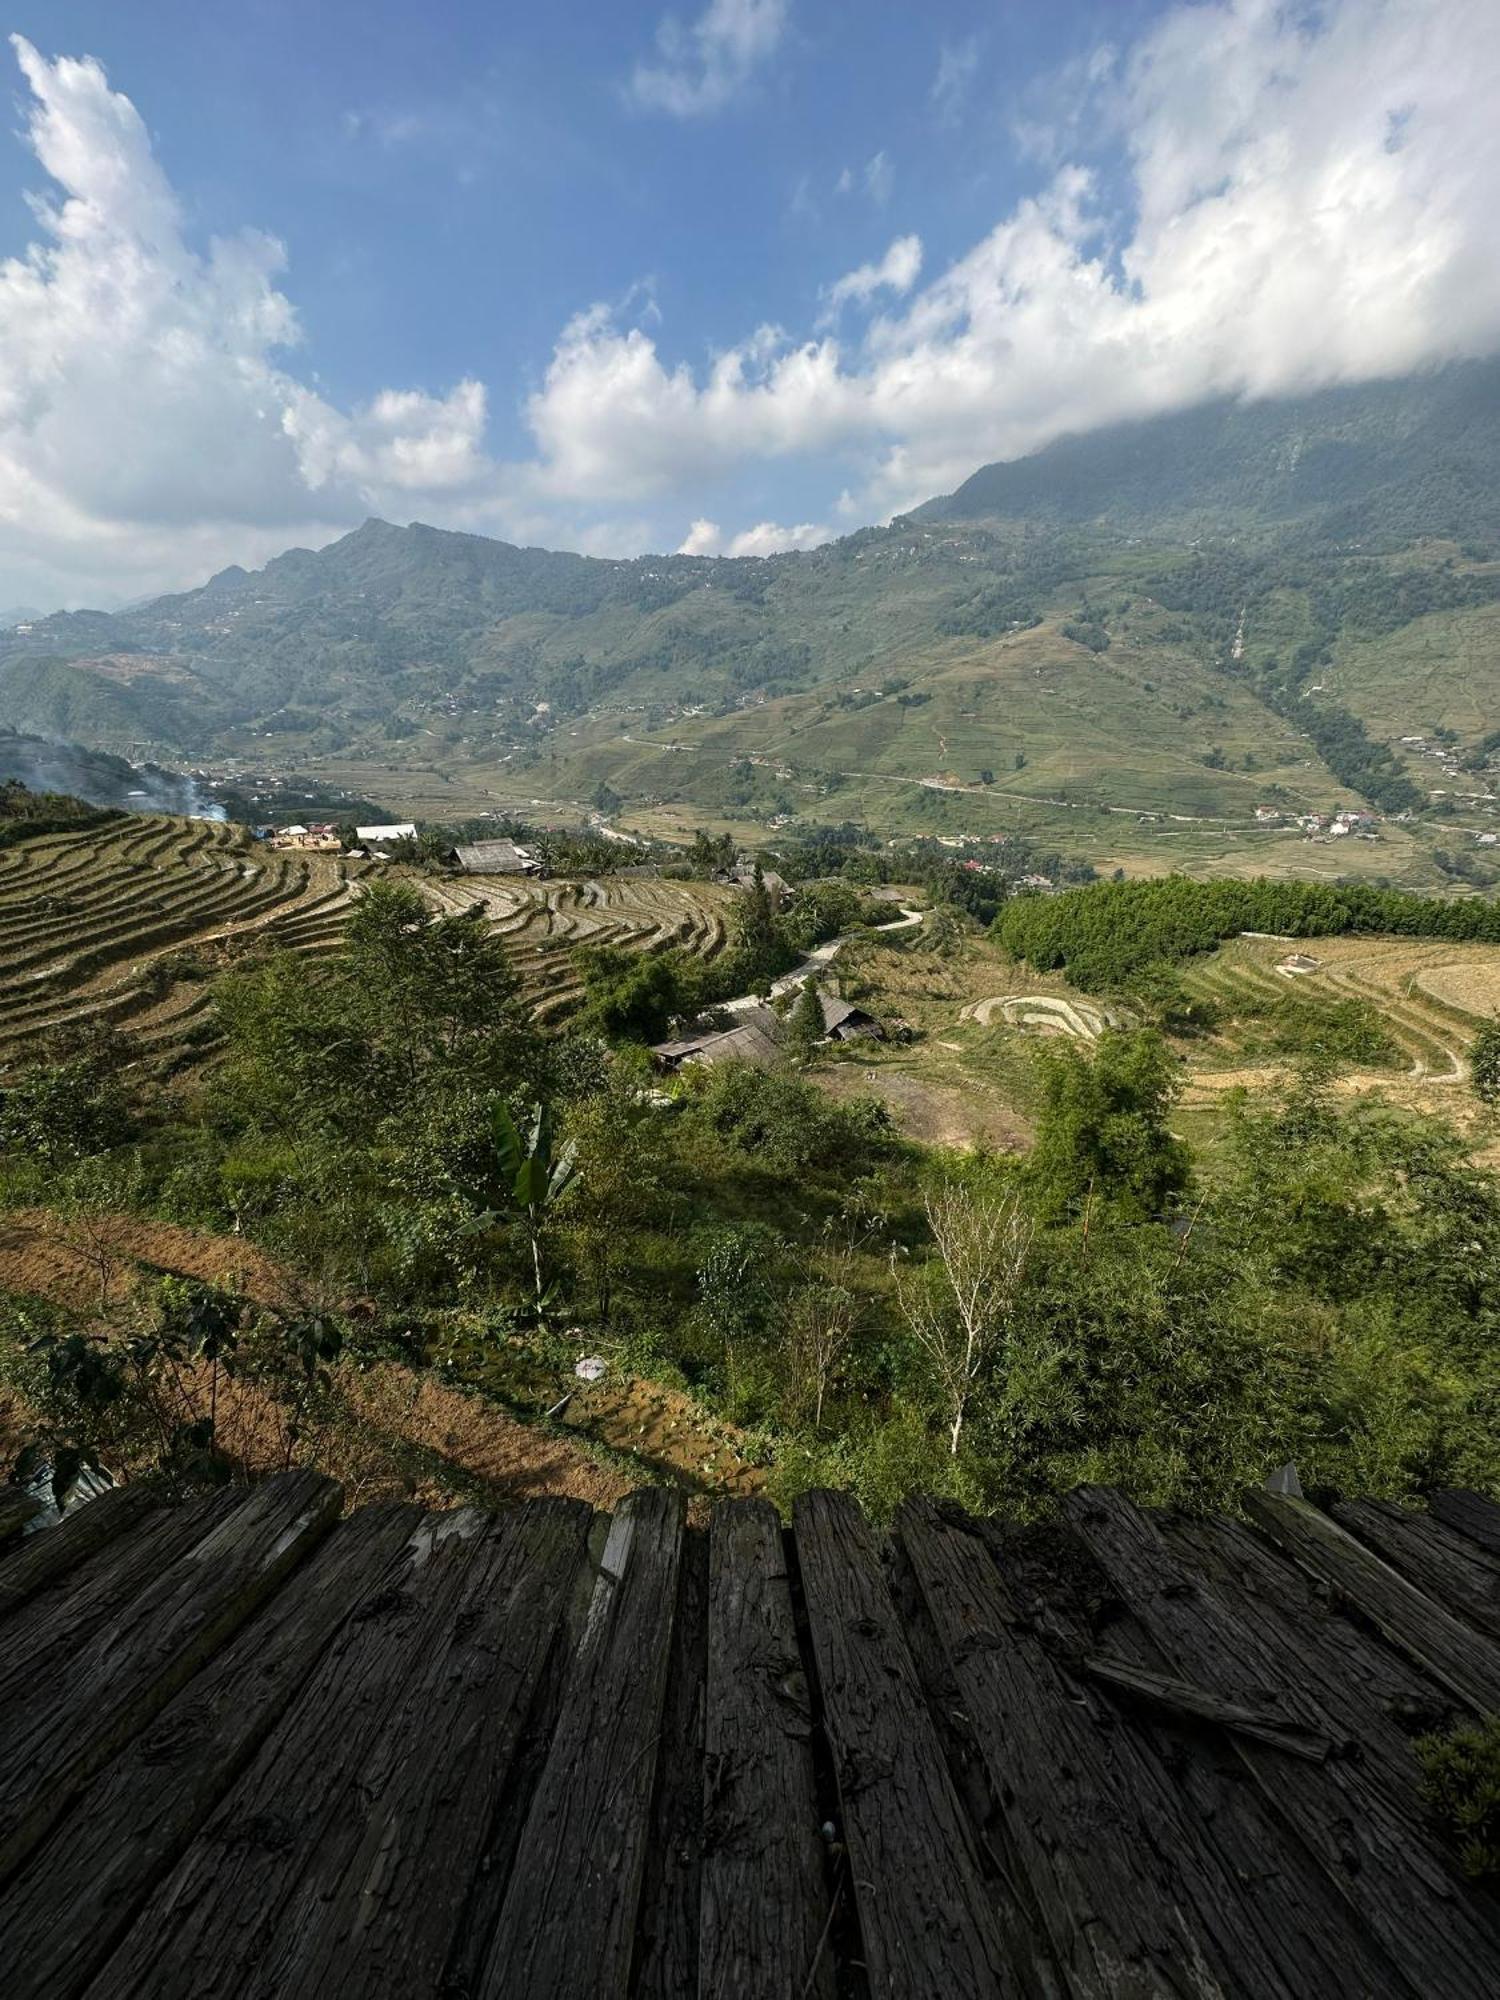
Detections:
1,0,1498,608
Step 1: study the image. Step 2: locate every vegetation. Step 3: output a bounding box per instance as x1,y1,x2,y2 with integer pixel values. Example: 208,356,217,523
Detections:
1418,1716,1500,1881
998,875,1500,994
7,832,1500,1528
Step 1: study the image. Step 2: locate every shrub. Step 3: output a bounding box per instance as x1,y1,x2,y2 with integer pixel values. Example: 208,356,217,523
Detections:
1417,1716,1500,1880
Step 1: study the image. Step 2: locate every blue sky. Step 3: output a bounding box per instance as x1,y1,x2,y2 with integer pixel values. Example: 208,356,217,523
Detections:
1,0,1497,605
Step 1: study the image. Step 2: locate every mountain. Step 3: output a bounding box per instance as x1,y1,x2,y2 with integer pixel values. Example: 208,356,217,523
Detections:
918,359,1500,546
1,362,1497,862
0,729,222,816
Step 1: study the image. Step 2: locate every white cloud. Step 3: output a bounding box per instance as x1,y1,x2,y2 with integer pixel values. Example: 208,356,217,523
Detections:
0,37,527,604
5,0,1500,604
530,0,1500,516
627,0,788,118
836,150,893,205
678,517,722,555
678,516,831,556
931,37,980,126
822,235,923,320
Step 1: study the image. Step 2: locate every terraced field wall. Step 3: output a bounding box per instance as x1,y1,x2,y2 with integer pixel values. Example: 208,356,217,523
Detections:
0,819,737,1072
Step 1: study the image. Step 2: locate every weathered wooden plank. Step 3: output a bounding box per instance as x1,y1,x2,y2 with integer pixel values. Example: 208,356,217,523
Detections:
1162,1511,1456,1794
978,1514,1410,2000
1079,1653,1336,1760
0,1488,241,1708
793,1488,1011,1999
1332,1498,1500,1644
0,1486,42,1542
0,1469,338,1880
0,1501,423,2000
0,1481,159,1622
1429,1487,1500,1559
90,1503,496,2000
1068,1486,1500,2000
252,1497,592,1999
480,1486,686,2000
697,1501,828,2000
1242,1489,1500,1712
632,1522,707,2000
902,1499,1303,1999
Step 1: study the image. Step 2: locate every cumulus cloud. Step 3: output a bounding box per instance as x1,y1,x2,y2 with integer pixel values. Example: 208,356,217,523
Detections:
627,0,788,118
532,0,1500,516
0,37,527,603
6,0,1500,603
677,516,831,556
822,235,923,320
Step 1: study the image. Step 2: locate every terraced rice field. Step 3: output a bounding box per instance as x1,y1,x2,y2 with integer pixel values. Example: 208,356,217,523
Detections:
0,817,366,1071
1180,932,1500,1087
421,872,733,1023
0,819,738,1074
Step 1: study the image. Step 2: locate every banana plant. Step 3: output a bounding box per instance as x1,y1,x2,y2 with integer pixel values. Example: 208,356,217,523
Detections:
479,1098,580,1307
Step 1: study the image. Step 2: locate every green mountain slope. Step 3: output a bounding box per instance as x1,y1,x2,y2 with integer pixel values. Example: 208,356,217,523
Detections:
2,362,1497,863
917,358,1500,545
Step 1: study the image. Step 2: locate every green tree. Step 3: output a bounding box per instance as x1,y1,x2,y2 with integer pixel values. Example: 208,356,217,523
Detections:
1025,1029,1190,1223
470,1099,580,1306
1473,1020,1500,1105
788,980,825,1054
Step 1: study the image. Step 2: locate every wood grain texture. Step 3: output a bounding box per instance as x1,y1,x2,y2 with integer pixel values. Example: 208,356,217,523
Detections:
1334,1499,1500,1643
698,1501,829,2000
1430,1487,1500,1559
253,1497,591,2000
1242,1489,1500,1711
0,1471,338,1880
481,1486,686,2000
0,1482,159,1623
632,1523,707,2000
1,1502,422,2000
793,1488,1011,2000
1069,1486,1500,2000
901,1497,1331,2000
89,1502,494,2000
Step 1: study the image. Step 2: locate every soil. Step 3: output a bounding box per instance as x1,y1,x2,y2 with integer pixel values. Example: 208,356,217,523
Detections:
0,1207,764,1512
812,1061,1031,1151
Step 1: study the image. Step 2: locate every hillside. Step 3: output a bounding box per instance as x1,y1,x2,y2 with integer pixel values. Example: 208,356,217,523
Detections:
1,362,1497,864
917,358,1500,545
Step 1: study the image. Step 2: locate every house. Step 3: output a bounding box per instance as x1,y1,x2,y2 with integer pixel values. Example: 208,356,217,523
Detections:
716,862,790,903
818,993,885,1042
355,822,416,845
1279,952,1321,974
452,838,543,875
651,1005,784,1072
269,823,341,852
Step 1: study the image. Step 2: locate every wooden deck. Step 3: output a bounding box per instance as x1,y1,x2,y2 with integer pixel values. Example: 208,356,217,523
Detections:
4,1472,1500,1997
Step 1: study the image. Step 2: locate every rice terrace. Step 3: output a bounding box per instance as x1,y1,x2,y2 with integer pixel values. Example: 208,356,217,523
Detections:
0,814,739,1074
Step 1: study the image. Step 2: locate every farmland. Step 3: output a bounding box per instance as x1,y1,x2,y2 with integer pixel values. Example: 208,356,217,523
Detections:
420,871,736,1022
0,817,364,1070
0,816,739,1071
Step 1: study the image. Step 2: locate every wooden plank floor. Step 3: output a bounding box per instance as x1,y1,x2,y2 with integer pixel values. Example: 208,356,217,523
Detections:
3,1474,1500,1998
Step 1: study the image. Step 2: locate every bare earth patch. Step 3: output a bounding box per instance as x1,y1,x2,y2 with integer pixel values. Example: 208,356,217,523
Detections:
812,1061,1031,1151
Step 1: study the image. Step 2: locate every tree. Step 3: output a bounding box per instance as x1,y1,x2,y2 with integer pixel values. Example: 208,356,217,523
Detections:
788,980,825,1054
1474,1021,1500,1105
898,1182,1033,1454
1025,1029,1190,1224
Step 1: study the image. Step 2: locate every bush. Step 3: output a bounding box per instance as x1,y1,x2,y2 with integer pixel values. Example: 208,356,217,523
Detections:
1418,1716,1500,1880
